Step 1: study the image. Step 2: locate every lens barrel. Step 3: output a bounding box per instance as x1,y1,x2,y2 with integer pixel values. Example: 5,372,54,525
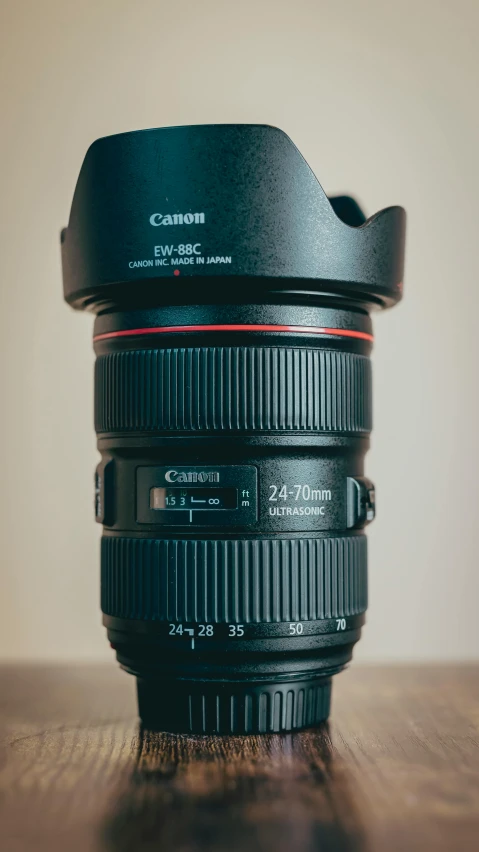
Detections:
62,125,405,733
95,303,372,733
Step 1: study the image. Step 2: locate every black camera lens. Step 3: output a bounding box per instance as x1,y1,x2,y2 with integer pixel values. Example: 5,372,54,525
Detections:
62,125,405,734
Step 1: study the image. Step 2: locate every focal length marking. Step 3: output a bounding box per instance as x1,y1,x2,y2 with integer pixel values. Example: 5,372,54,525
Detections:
268,483,332,517
269,485,332,501
168,616,357,650
105,616,365,643
146,616,363,645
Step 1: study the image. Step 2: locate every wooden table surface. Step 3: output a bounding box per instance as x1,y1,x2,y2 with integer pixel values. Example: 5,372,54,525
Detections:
0,663,478,852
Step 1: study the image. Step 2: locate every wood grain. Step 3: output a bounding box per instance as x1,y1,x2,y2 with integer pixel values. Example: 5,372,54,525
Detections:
0,664,478,851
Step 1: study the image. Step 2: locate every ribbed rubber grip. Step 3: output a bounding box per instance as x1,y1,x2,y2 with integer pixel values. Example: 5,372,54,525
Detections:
137,676,332,734
101,535,367,623
95,347,372,433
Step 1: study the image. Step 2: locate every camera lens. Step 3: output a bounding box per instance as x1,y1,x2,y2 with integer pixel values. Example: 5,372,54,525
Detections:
62,125,405,733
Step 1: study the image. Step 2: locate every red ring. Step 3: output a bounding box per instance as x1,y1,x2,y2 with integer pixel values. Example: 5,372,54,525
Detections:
93,324,373,342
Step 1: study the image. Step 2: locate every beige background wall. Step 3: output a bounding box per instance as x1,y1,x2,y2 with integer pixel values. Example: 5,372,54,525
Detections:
1,0,478,661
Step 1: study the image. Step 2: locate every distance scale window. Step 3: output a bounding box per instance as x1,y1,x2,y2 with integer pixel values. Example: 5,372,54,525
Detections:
150,487,237,510
137,466,258,526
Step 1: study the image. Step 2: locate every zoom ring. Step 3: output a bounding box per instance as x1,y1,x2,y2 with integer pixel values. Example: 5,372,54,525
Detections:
95,347,372,433
101,535,367,623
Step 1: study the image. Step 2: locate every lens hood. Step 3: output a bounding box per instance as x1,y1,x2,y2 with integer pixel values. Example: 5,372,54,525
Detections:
61,124,405,310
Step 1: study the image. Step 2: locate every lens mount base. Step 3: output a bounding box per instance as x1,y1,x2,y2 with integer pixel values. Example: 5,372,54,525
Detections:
136,675,332,734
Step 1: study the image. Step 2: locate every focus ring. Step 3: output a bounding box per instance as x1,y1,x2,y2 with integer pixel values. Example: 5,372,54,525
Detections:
101,535,367,623
94,347,372,433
